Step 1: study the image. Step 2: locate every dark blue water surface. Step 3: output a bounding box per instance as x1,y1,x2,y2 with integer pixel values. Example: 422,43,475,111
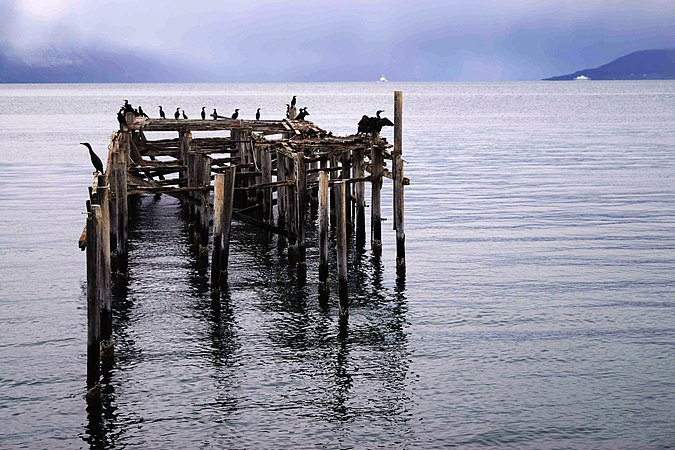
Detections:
1,82,674,448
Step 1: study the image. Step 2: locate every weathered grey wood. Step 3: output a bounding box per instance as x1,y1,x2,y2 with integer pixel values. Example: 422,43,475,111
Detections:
335,181,349,315
295,152,307,283
261,148,272,224
340,150,352,233
371,136,383,252
318,171,329,298
286,156,298,264
353,147,366,248
393,90,406,276
211,168,236,290
86,203,102,388
96,175,113,362
276,150,287,229
329,153,338,226
199,154,212,253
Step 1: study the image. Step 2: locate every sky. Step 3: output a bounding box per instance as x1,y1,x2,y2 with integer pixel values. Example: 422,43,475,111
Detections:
2,0,675,81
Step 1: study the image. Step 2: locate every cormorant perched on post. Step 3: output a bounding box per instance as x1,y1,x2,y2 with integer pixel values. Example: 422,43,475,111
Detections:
357,115,370,135
231,109,239,119
182,110,188,120
117,108,127,128
201,107,206,120
212,108,218,120
296,107,310,120
123,99,133,113
159,106,166,119
80,142,104,174
138,106,149,118
256,108,261,120
175,108,180,120
356,110,393,135
290,95,297,107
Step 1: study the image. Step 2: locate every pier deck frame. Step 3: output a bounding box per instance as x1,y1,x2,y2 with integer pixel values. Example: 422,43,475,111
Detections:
81,91,408,391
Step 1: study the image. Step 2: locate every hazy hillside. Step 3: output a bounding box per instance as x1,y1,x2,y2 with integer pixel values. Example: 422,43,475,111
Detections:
544,49,675,80
0,44,205,83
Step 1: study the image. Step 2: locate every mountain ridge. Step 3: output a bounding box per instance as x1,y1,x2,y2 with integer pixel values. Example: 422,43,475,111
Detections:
544,49,675,80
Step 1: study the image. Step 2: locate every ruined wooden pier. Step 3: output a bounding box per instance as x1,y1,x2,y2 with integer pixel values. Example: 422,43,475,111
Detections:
81,91,408,393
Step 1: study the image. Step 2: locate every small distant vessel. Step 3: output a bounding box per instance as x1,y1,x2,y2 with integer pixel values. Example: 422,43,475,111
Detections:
378,74,389,83
574,75,590,80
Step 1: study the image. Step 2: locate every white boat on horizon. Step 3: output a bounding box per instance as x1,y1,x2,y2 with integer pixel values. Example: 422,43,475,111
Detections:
574,75,591,80
378,74,389,83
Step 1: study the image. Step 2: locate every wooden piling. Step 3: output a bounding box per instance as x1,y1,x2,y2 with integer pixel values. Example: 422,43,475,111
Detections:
340,150,352,233
318,171,329,298
335,181,349,315
211,167,236,290
353,147,366,248
111,142,128,271
370,137,383,252
96,175,113,361
261,148,273,225
393,91,406,276
199,154,212,254
286,156,298,264
295,152,307,283
276,149,287,230
86,202,102,388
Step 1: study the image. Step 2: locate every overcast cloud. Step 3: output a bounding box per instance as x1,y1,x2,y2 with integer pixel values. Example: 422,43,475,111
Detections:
3,0,675,80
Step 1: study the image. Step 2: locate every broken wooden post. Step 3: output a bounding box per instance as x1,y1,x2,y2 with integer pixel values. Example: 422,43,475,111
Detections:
371,136,383,252
111,137,128,274
353,147,366,248
318,171,329,298
96,175,113,364
295,152,307,283
393,90,406,276
211,167,236,290
335,180,349,315
276,149,287,230
86,201,102,388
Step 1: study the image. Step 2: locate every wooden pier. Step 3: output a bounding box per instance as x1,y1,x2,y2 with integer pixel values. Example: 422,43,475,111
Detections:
81,91,408,394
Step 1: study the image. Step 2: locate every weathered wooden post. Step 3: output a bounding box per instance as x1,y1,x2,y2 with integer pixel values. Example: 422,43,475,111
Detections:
318,171,329,298
353,147,366,248
370,136,383,252
199,154,212,255
295,152,307,283
86,201,102,388
335,180,349,315
329,153,337,226
96,175,113,364
340,150,352,233
393,91,406,276
286,156,298,264
111,135,128,273
261,148,273,225
211,167,236,291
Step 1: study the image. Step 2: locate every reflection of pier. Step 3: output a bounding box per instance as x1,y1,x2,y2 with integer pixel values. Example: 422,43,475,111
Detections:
80,91,408,399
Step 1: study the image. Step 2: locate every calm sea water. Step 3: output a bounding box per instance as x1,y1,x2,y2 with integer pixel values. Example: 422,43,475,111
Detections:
1,81,674,449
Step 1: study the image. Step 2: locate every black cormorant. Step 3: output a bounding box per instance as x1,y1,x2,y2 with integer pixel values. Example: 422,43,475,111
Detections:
117,108,127,128
256,108,261,120
231,109,239,119
357,115,370,134
175,108,180,120
296,107,310,120
201,107,206,120
212,108,218,119
159,106,166,119
182,109,188,120
138,106,149,118
123,99,133,113
376,109,384,118
291,95,297,107
80,142,104,174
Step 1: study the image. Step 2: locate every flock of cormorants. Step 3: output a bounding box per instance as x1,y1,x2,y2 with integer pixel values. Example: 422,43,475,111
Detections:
87,97,393,174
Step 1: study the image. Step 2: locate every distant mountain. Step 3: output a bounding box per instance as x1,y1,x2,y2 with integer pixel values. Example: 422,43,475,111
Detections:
0,44,207,83
544,49,675,81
